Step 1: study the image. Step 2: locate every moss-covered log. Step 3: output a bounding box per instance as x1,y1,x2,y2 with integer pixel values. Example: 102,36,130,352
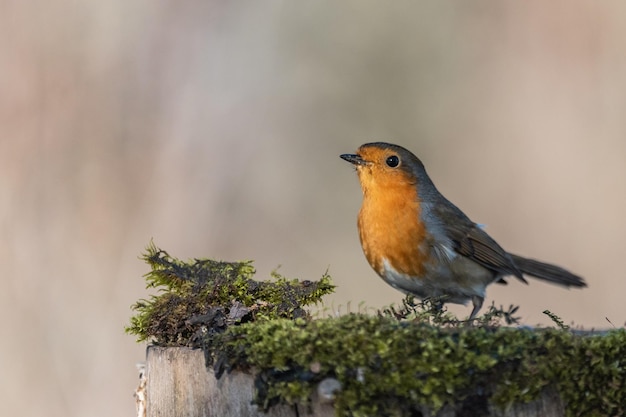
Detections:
143,346,570,417
128,244,626,417
146,346,564,417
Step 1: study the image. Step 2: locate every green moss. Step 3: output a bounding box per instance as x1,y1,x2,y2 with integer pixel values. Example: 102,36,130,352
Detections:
219,316,625,416
125,242,335,345
127,244,626,416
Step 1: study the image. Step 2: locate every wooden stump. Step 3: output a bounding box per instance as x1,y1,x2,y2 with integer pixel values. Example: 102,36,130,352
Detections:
141,346,565,417
144,346,334,417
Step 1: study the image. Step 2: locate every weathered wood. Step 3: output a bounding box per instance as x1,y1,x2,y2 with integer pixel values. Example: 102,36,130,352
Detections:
143,346,565,417
145,346,334,417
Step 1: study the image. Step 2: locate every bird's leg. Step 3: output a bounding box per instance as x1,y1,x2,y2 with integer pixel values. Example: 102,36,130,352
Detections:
469,295,484,320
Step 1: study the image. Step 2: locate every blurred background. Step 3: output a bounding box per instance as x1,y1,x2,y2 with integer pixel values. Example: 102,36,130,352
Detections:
2,1,625,416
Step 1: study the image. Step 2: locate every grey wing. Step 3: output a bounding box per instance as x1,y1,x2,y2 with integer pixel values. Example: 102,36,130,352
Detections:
433,200,527,283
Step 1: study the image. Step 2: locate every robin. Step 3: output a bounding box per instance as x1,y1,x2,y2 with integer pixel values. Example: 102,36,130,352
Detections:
340,142,586,319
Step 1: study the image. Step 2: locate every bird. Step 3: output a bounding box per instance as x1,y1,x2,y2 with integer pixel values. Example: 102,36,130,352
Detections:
340,142,586,319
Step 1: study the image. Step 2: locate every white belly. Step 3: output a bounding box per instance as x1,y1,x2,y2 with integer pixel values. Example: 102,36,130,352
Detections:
381,257,495,305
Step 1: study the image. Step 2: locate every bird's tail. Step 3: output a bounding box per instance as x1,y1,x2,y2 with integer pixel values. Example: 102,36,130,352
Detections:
509,254,587,288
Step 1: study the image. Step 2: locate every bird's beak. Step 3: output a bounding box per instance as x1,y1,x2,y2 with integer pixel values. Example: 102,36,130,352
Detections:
340,153,367,166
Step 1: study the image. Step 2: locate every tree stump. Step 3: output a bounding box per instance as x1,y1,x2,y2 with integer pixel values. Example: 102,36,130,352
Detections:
140,346,566,417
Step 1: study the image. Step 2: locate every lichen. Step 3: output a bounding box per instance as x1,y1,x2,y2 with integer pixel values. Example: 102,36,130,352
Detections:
127,244,626,417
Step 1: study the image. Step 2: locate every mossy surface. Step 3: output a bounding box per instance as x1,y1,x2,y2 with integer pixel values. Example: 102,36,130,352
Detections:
127,244,626,417
125,242,334,346
221,315,625,416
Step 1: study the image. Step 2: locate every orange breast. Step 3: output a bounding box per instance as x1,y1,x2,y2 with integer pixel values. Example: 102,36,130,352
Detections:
357,179,429,278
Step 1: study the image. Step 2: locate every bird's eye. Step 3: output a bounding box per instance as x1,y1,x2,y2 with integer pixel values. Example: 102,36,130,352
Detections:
385,155,400,168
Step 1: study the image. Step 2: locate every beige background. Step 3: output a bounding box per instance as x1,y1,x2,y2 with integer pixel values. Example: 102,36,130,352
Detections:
2,2,625,416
